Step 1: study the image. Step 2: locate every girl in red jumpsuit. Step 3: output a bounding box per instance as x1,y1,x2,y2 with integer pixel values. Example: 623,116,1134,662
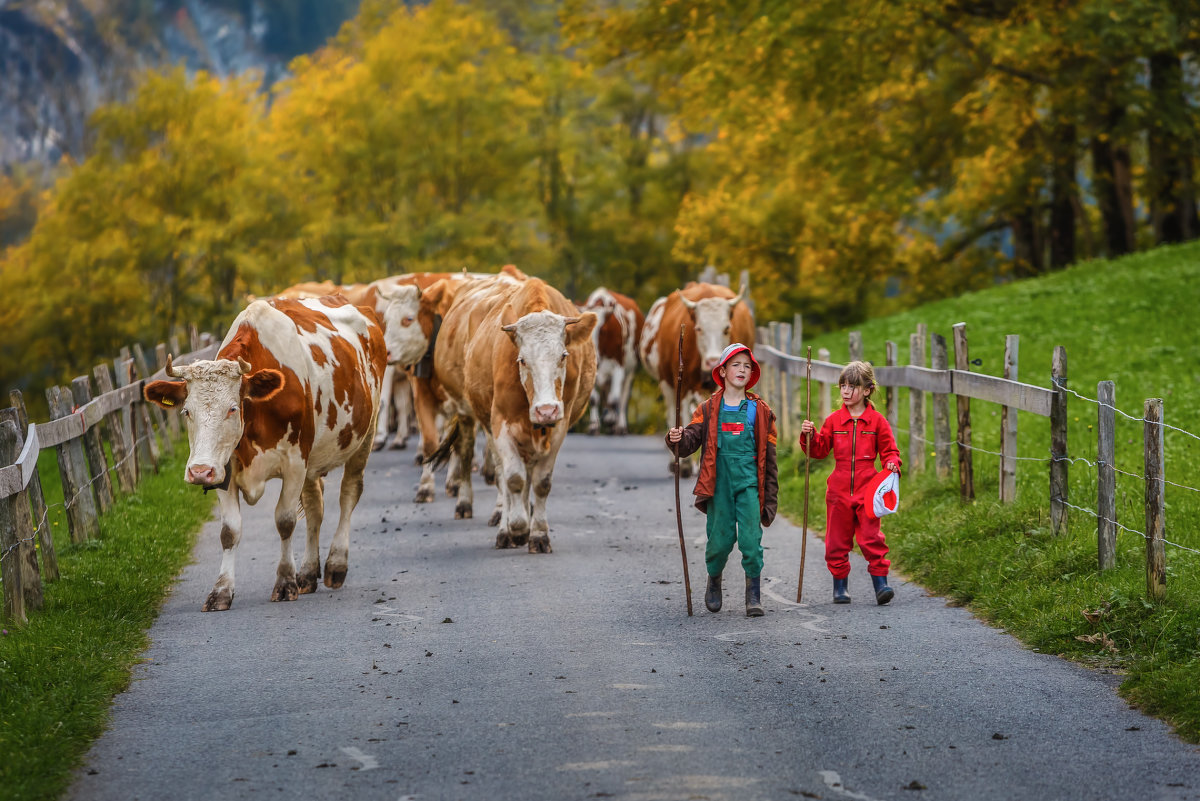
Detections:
800,361,901,605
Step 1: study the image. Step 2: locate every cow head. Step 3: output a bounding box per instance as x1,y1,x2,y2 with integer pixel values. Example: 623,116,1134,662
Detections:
680,286,745,387
501,308,598,426
377,283,427,366
144,355,284,488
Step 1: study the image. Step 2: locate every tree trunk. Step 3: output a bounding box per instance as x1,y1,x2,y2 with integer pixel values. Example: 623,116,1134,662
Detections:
1091,105,1136,258
1049,120,1077,269
1148,52,1197,244
1010,207,1042,278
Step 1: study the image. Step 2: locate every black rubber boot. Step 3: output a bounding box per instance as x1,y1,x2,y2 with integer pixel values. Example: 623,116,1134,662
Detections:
705,573,722,613
833,577,851,604
872,574,894,605
745,576,764,617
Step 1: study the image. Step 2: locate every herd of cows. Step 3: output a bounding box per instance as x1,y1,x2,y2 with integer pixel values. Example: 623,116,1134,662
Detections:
143,266,756,611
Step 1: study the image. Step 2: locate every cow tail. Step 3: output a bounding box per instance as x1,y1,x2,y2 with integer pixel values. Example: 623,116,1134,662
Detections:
424,416,463,472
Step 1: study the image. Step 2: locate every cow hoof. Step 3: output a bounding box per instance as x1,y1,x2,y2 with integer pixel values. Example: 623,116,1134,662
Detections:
455,502,473,519
414,454,424,466
495,531,518,549
679,461,694,478
372,438,386,452
445,484,460,498
296,571,320,595
389,439,407,451
481,469,496,486
488,509,502,527
614,426,628,436
414,487,435,503
324,569,347,589
271,578,299,603
528,535,552,554
587,424,599,436
202,589,234,612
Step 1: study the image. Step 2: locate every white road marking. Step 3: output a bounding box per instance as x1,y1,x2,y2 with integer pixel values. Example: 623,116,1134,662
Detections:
819,770,882,801
558,760,636,771
761,576,832,633
340,746,379,770
371,605,423,622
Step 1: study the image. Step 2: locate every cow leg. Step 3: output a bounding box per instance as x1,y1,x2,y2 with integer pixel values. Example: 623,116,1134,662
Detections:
374,364,396,451
445,447,461,497
296,475,325,594
481,433,498,487
453,418,476,519
616,363,635,435
493,425,529,548
326,437,371,589
203,488,243,612
587,385,602,435
389,374,413,450
270,471,304,603
413,379,441,503
528,437,566,554
605,365,626,432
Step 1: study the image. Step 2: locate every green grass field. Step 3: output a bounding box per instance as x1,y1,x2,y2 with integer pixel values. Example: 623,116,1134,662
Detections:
774,241,1200,742
0,445,213,801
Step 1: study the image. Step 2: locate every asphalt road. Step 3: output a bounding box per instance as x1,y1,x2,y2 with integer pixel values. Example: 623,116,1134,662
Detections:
66,434,1199,801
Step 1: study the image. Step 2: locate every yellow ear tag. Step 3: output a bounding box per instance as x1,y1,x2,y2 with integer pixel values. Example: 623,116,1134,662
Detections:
162,399,174,406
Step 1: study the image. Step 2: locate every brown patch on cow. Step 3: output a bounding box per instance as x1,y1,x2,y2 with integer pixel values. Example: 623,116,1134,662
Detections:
596,314,624,360
223,322,314,464
338,423,354,450
534,475,552,497
327,398,337,430
318,295,351,308
314,387,323,413
276,514,296,541
220,524,237,550
310,344,328,367
270,298,339,334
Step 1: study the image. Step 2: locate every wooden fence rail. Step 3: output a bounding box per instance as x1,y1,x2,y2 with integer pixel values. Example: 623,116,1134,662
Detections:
0,337,218,623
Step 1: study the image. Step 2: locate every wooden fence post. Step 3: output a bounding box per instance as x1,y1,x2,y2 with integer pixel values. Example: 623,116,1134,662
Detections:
767,322,781,415
156,343,181,439
931,333,952,479
94,363,137,493
1050,346,1068,536
791,315,803,436
848,331,863,362
71,375,114,515
8,390,54,579
885,341,898,430
952,323,975,501
758,326,774,410
909,331,926,474
134,343,172,456
46,385,101,542
818,347,832,422
117,355,155,477
1144,398,1166,602
999,335,1020,503
777,322,793,444
129,346,163,467
0,420,29,624
0,418,45,614
1097,381,1116,571
189,324,200,353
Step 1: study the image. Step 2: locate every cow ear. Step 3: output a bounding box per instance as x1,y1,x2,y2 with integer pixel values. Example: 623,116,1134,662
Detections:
243,369,285,402
422,279,447,310
500,304,519,339
144,380,188,409
567,311,598,344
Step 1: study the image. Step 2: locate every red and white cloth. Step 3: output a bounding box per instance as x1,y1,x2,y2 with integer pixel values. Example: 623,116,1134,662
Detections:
862,469,900,519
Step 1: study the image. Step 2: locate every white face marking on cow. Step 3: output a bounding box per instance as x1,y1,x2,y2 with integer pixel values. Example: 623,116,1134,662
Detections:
687,297,740,374
504,310,573,426
173,359,252,486
377,284,427,366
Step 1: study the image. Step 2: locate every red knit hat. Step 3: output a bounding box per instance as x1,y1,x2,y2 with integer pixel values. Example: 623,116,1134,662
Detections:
712,343,761,389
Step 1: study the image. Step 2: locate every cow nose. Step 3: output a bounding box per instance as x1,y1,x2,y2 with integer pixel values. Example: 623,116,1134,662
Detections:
187,464,216,485
703,357,720,371
533,404,561,424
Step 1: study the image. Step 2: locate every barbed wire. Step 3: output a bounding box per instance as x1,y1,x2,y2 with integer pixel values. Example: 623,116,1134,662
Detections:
1051,454,1200,495
893,425,1045,462
1053,379,1200,445
1052,496,1200,556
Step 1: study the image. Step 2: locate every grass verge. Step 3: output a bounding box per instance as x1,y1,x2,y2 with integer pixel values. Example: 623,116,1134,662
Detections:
0,446,213,801
771,241,1200,743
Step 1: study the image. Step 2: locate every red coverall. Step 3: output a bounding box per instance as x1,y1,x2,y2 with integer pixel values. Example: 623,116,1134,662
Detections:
800,403,902,579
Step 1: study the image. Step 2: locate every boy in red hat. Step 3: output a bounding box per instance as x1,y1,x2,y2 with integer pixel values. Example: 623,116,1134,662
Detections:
667,343,778,616
800,360,901,605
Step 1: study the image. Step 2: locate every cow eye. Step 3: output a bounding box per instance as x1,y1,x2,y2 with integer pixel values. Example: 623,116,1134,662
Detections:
517,356,525,365
228,405,239,417
724,326,730,334
561,350,568,360
181,408,191,418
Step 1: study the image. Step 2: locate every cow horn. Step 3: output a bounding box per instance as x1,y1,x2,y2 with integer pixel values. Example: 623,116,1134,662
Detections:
728,285,746,307
237,357,253,375
501,323,518,333
680,293,698,310
165,353,184,378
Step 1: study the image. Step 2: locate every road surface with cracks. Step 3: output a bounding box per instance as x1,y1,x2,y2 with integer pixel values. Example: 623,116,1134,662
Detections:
66,434,1199,801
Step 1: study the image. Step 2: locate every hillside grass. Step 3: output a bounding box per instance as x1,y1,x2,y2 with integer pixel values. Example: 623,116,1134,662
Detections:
0,445,213,801
774,241,1200,742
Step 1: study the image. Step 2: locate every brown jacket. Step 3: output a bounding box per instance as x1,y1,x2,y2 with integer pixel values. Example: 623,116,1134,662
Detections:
666,392,778,526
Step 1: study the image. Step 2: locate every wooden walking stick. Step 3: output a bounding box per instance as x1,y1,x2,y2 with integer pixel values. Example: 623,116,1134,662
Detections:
797,346,812,603
674,324,694,616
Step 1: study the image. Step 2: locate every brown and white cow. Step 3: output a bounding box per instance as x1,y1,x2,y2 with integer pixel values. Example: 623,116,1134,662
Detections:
144,297,387,611
639,281,755,476
429,275,596,552
581,287,644,435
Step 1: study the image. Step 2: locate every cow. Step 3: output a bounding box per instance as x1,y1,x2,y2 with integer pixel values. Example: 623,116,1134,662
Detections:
581,287,644,435
144,296,387,611
639,281,755,476
428,274,597,552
